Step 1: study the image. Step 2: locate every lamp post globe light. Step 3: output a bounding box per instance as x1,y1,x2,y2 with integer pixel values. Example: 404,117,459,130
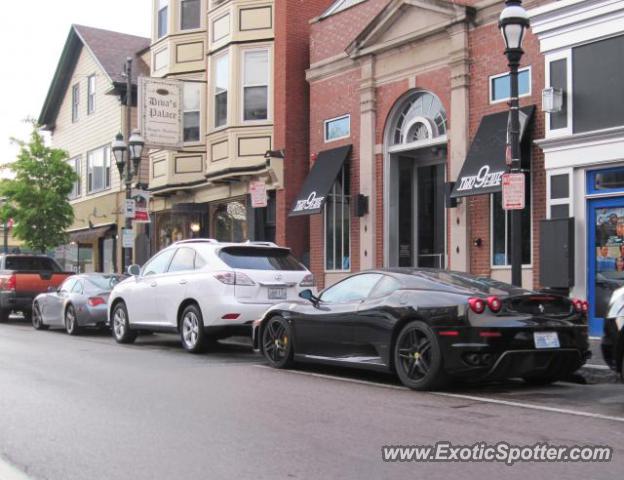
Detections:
499,0,529,287
113,128,145,274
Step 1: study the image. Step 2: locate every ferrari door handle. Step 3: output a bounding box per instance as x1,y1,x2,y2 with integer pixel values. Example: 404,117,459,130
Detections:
179,280,188,285
150,282,157,287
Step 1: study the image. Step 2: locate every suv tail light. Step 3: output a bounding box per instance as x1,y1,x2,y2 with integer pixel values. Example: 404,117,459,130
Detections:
468,297,486,314
88,297,106,307
213,271,256,286
487,296,502,313
299,274,315,287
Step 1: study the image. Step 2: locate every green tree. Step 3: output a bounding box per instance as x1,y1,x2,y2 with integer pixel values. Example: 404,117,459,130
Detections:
1,125,77,253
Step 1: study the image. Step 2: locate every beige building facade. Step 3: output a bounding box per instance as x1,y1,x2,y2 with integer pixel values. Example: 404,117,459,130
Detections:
147,0,282,251
39,25,150,273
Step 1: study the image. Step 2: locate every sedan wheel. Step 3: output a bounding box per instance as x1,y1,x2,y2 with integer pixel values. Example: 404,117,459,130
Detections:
32,303,48,331
394,321,447,391
180,304,206,353
112,302,137,344
65,305,81,336
262,316,293,369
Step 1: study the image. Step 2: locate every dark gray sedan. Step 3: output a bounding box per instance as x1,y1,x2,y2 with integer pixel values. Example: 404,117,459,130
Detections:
32,274,123,335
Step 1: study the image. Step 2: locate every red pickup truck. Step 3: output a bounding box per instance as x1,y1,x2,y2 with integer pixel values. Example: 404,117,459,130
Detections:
0,255,73,321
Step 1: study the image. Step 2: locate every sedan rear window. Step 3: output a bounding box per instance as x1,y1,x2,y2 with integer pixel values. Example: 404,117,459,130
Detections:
5,256,61,272
218,247,305,271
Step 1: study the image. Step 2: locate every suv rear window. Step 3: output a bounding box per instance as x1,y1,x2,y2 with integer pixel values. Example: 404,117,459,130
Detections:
5,256,61,272
218,247,305,271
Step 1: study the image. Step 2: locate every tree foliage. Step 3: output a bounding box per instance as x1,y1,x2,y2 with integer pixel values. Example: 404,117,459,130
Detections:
1,125,77,253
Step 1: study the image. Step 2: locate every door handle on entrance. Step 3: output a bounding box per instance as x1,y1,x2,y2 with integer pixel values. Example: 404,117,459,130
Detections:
179,279,188,285
150,282,157,287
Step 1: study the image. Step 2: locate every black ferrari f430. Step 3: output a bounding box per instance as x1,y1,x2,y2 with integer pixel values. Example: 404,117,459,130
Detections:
253,269,591,390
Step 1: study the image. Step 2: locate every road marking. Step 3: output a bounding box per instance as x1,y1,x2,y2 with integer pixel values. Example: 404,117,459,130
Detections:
0,458,30,480
254,365,624,423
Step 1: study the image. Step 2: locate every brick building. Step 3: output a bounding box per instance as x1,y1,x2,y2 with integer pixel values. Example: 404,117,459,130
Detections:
297,0,550,290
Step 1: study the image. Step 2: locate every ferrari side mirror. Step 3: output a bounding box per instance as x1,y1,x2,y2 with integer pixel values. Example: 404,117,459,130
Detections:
299,289,320,306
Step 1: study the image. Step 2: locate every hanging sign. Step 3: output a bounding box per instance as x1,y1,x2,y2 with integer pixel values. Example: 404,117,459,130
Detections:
138,77,183,149
502,173,525,210
131,189,151,223
249,180,268,208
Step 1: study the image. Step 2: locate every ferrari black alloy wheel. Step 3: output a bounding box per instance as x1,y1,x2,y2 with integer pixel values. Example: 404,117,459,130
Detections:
262,316,293,369
394,320,447,391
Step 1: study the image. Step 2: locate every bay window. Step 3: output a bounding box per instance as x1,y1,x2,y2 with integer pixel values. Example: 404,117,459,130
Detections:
180,0,200,30
242,49,268,121
183,82,201,142
158,0,168,38
214,53,228,128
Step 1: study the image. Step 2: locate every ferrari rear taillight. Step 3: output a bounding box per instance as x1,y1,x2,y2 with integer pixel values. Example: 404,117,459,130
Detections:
88,297,106,307
213,271,256,286
468,297,486,314
487,296,502,313
299,274,315,287
572,298,588,314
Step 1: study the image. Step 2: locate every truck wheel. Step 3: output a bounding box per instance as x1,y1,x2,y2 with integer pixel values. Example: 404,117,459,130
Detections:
0,310,8,322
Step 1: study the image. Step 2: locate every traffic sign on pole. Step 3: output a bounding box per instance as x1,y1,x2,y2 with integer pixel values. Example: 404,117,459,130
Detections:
502,172,525,210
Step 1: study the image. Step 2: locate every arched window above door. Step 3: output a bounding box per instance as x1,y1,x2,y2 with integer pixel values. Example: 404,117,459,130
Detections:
390,91,447,147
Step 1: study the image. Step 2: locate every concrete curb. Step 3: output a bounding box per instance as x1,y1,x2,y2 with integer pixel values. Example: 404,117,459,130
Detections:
566,366,620,385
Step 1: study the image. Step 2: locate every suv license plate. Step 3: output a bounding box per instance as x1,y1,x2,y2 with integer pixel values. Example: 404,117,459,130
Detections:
268,287,287,300
534,332,560,349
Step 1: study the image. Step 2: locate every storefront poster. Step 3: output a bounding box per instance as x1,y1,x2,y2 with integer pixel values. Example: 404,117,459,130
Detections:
594,207,624,318
249,181,268,208
131,189,151,223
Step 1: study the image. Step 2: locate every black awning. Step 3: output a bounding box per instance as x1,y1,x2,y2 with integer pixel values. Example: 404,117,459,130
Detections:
290,145,351,217
450,106,535,198
68,224,115,244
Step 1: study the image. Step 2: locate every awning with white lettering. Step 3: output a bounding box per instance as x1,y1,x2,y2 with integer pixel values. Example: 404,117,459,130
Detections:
289,145,351,217
450,106,535,198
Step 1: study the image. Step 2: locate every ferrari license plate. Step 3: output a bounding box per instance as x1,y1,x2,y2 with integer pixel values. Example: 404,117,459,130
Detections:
534,332,560,349
268,287,287,300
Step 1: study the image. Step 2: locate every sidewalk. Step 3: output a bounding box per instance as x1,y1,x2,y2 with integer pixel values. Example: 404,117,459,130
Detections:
574,338,620,384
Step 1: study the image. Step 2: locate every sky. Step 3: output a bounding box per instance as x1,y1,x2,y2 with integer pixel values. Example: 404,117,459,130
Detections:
0,1,151,168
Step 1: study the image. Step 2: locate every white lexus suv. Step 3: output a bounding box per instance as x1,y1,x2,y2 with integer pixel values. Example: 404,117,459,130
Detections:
107,239,314,353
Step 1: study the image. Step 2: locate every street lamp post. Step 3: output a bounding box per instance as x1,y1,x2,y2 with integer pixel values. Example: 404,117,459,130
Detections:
112,127,144,273
499,0,529,287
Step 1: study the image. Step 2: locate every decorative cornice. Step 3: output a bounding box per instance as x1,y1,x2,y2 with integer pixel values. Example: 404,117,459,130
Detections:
535,125,624,150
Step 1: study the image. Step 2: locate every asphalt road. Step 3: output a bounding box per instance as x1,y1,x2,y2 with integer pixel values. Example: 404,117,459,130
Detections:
1,320,623,480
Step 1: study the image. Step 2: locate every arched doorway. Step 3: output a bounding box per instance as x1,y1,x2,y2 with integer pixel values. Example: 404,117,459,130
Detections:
383,90,448,268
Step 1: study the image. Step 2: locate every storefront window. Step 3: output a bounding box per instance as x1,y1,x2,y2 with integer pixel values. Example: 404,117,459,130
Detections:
156,211,201,251
325,166,351,271
211,200,248,242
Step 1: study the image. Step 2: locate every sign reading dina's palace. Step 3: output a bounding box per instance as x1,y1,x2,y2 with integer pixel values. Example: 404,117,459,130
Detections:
138,77,183,149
